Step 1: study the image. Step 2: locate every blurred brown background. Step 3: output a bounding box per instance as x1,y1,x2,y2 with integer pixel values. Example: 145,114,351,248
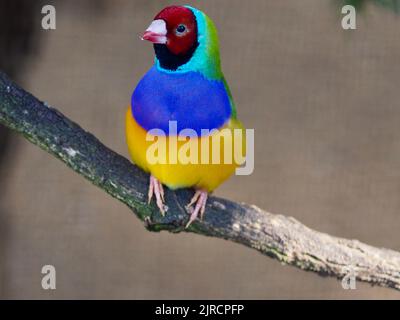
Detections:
1,0,400,299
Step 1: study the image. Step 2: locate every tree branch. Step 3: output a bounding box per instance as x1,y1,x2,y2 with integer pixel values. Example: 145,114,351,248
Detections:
1,71,399,291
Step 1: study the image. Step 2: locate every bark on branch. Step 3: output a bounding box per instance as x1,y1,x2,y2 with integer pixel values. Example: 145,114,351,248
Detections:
1,72,399,291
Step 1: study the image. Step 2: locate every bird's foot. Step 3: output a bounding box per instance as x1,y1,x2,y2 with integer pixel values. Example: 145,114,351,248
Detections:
185,190,208,228
148,175,166,216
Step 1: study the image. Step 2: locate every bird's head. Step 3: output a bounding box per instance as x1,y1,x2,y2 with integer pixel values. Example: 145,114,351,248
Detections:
142,6,197,55
141,5,221,77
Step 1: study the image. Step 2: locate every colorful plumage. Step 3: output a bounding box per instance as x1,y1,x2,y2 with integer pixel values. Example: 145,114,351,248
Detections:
126,5,245,227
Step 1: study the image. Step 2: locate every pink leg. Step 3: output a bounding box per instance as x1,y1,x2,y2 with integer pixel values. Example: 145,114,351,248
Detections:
148,175,165,215
185,190,208,228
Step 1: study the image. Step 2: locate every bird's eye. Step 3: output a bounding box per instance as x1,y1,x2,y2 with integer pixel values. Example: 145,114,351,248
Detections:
176,24,187,35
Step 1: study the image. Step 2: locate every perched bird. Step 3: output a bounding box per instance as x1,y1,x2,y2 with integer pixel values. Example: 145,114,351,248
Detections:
126,5,245,227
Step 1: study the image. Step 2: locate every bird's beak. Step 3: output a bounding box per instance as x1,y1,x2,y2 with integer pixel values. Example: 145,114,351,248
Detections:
141,19,167,44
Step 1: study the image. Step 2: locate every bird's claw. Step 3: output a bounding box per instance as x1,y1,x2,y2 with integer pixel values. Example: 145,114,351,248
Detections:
185,190,208,228
148,175,166,215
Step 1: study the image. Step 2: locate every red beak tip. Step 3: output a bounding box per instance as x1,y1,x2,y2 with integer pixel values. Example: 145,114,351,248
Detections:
141,31,166,44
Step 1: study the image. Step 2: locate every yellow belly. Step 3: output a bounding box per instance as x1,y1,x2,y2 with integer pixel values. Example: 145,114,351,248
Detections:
125,107,245,192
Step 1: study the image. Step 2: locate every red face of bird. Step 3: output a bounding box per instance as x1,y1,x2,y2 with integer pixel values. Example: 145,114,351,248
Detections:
141,6,198,56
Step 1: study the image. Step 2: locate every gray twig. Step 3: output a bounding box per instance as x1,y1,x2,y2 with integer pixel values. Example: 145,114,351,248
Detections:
1,72,399,291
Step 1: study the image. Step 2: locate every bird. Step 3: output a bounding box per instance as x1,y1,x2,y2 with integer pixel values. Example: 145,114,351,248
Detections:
126,5,245,228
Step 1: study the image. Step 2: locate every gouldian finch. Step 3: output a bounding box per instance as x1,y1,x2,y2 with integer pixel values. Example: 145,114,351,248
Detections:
126,5,245,227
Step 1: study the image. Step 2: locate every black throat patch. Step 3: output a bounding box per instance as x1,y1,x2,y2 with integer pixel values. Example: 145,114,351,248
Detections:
154,42,199,71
